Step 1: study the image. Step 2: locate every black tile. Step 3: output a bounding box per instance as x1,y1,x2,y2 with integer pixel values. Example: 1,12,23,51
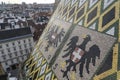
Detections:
62,7,68,16
87,7,97,23
102,7,115,27
33,71,38,80
31,64,35,72
76,7,85,20
68,6,75,18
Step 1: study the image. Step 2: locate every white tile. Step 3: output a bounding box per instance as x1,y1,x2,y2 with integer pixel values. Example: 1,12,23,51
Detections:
78,20,83,25
69,18,73,23
106,27,115,36
89,0,98,8
40,63,47,75
45,72,52,80
65,0,70,5
71,0,77,6
79,0,86,7
37,57,43,67
89,22,96,30
103,0,115,9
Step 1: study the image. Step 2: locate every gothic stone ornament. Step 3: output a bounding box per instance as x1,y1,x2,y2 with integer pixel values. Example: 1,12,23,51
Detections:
52,25,116,80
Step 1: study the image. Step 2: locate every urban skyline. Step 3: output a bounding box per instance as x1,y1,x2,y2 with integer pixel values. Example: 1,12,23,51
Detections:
0,0,55,4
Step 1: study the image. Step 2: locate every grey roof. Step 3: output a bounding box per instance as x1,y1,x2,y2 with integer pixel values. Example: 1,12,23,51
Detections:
0,27,32,42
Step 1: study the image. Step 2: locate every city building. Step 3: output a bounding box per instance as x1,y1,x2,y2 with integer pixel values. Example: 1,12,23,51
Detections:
27,4,54,41
0,2,55,42
0,14,34,72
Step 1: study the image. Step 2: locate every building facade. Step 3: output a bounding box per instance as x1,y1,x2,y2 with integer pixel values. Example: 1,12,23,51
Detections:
0,34,34,71
0,14,34,71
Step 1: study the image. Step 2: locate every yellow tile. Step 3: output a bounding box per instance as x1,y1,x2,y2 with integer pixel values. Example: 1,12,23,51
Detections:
95,69,115,79
112,44,119,71
117,71,120,80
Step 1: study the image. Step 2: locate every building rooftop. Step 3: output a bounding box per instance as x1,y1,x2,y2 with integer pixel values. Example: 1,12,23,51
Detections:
0,27,32,42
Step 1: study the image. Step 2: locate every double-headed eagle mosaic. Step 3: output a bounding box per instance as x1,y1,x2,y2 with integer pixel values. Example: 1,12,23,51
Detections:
45,25,65,51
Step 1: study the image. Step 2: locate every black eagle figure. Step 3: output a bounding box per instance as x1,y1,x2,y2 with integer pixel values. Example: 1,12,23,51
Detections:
61,35,91,79
84,44,100,74
62,36,79,58
61,35,101,79
79,44,100,77
45,25,65,51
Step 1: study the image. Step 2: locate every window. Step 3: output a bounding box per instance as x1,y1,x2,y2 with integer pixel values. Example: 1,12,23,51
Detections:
13,47,16,51
25,54,28,58
12,42,15,46
20,50,23,55
0,50,4,54
18,41,21,44
2,55,6,60
30,47,33,52
23,40,26,43
29,43,32,47
6,44,9,47
28,38,31,42
25,49,28,53
24,44,27,48
24,56,27,60
0,45,2,48
7,48,11,53
8,53,12,58
14,52,18,56
19,46,22,49
22,57,24,60
11,60,14,64
16,58,19,62
5,62,8,65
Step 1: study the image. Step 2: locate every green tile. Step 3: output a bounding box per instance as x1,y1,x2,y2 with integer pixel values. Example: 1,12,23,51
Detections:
101,72,117,80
